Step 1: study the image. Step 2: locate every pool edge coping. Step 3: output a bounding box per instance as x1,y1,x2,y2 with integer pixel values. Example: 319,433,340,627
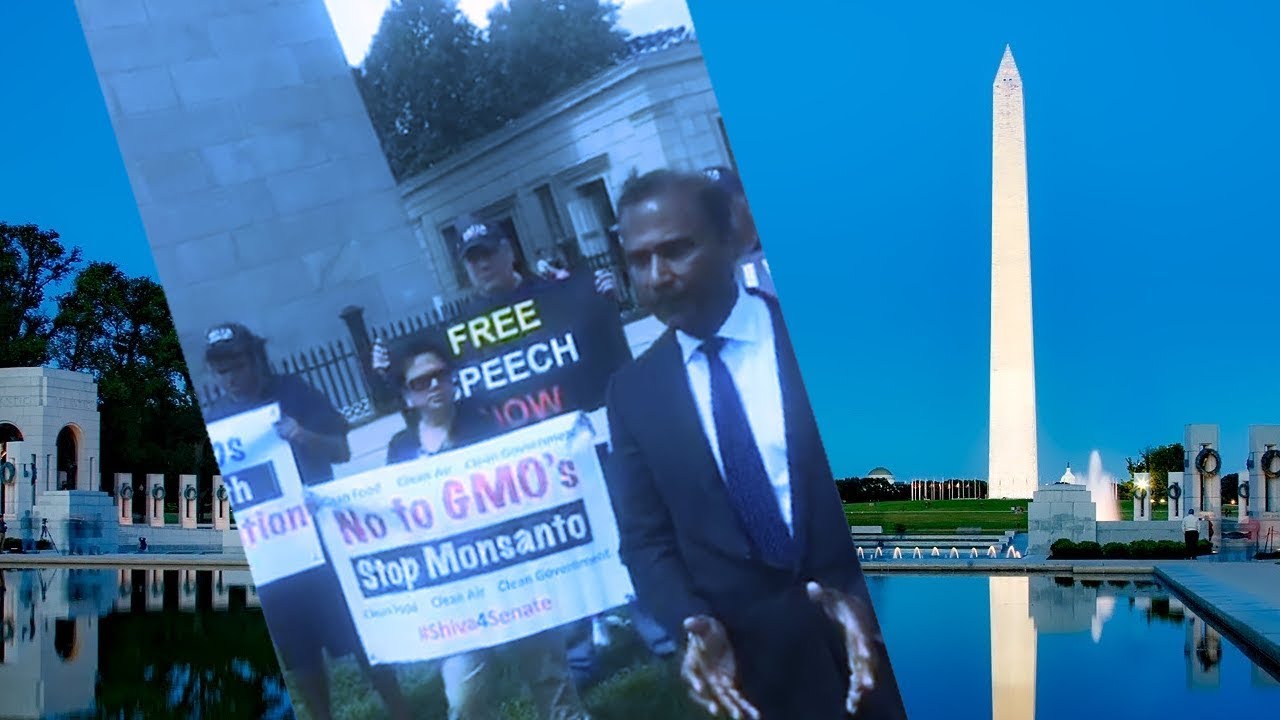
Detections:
1154,565,1280,669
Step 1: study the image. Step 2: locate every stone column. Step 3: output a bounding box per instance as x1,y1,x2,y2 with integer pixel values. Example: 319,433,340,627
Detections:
1185,425,1221,514
179,474,198,529
179,569,198,612
114,472,132,525
212,474,230,530
212,570,229,610
1133,472,1151,521
146,569,165,612
1248,426,1280,516
145,473,165,528
1167,471,1185,518
114,568,133,613
1186,614,1221,688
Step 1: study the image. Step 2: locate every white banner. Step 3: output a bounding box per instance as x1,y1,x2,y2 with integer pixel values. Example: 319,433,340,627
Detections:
205,403,326,585
306,411,634,665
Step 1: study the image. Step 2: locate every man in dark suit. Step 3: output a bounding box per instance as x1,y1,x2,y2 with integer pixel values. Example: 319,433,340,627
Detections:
604,170,906,719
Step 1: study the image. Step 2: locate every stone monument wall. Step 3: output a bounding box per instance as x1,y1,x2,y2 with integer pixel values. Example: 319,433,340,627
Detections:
73,0,442,378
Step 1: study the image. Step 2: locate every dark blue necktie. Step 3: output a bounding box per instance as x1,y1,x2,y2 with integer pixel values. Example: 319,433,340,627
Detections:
701,336,794,564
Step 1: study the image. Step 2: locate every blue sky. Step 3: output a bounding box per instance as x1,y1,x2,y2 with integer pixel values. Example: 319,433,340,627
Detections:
3,1,1277,482
689,0,1280,480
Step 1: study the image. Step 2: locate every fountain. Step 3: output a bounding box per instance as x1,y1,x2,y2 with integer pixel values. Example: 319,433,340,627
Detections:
1083,451,1121,521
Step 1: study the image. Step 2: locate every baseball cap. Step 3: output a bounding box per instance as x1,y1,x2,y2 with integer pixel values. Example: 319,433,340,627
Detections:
456,219,509,258
702,166,745,197
205,323,262,360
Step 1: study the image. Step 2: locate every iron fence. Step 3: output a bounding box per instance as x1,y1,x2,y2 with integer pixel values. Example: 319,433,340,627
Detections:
198,251,639,425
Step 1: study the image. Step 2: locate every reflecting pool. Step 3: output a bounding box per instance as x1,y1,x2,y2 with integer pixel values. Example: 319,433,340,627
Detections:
3,568,1278,718
0,567,291,719
868,573,1280,719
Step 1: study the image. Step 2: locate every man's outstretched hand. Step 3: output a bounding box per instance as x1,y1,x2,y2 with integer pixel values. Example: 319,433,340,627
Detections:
681,615,760,720
806,581,878,716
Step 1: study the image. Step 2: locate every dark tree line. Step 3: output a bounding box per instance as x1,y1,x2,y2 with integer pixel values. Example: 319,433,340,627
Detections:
355,0,631,180
1,222,216,488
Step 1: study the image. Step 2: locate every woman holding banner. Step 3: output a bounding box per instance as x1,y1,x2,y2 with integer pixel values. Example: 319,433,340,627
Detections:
384,336,593,720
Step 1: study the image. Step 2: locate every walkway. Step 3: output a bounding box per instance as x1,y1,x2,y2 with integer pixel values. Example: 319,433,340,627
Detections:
1157,561,1280,665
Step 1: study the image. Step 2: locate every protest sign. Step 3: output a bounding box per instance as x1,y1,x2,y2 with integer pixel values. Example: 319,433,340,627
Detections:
440,273,631,434
205,402,325,585
306,411,634,665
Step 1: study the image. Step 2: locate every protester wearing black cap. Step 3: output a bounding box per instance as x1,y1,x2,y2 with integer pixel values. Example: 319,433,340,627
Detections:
703,166,776,298
202,323,411,720
372,218,631,432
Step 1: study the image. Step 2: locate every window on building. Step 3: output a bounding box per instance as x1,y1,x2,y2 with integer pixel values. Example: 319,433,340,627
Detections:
564,179,618,261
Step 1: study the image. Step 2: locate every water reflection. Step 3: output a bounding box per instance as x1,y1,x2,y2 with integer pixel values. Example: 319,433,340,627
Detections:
0,567,292,719
869,574,1280,720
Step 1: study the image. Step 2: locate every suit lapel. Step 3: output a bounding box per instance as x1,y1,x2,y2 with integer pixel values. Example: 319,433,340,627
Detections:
755,291,828,566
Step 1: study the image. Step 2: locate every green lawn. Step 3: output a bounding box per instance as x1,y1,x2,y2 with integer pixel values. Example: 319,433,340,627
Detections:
290,615,705,720
845,497,1240,533
1116,503,1169,521
844,499,1029,533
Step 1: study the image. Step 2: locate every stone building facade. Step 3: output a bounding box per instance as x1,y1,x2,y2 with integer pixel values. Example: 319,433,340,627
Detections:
399,31,735,302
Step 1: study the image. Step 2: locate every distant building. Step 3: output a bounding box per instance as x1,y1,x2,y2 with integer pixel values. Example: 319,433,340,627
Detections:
866,467,895,482
397,28,736,302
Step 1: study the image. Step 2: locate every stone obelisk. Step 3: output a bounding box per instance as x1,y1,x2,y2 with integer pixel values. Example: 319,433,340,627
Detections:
989,576,1036,720
988,45,1039,499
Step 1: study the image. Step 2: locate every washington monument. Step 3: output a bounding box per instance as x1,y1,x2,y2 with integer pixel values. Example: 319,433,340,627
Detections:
988,45,1039,499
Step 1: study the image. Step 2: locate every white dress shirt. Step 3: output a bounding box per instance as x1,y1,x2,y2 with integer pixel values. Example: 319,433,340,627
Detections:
675,287,792,532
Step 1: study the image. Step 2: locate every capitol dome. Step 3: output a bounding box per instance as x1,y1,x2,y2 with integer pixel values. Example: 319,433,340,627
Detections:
1058,463,1076,484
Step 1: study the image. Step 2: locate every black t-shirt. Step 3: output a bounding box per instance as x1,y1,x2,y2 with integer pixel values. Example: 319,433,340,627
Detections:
379,274,632,444
446,272,631,439
202,374,349,486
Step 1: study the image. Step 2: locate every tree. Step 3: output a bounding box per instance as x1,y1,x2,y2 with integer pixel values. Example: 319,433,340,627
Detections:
1125,443,1185,498
51,262,216,488
1221,473,1239,505
0,222,82,367
485,0,628,121
355,0,489,179
356,0,630,180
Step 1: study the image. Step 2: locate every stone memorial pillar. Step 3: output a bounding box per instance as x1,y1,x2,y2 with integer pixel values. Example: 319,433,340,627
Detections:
1237,466,1250,517
179,569,198,612
212,475,230,530
1247,426,1280,516
179,474,198,529
1186,425,1222,514
114,568,133,613
1186,614,1221,688
114,472,132,525
1167,471,1186,518
145,473,165,528
211,570,229,611
1133,472,1152,521
146,569,165,612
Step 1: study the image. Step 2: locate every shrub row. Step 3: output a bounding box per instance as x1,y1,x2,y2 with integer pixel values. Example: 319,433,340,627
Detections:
1050,538,1211,559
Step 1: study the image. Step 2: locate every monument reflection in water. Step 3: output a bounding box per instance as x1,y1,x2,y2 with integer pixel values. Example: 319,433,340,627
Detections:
0,567,291,719
870,574,1280,720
